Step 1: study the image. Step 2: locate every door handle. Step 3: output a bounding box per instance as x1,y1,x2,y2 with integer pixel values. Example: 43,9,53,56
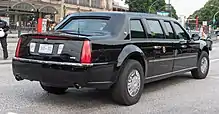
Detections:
179,41,186,44
181,45,187,48
153,46,161,49
179,40,187,48
179,40,187,44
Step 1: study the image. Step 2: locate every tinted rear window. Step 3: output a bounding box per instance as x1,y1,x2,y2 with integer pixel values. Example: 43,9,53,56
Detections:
57,17,110,33
147,20,165,39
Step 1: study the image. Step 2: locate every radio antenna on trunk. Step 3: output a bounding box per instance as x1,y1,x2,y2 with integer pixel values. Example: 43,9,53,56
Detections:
77,6,80,37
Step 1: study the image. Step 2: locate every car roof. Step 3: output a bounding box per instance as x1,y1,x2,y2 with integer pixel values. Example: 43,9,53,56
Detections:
68,11,177,21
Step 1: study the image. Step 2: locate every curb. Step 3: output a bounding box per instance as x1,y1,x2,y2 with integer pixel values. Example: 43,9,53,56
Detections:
0,59,12,65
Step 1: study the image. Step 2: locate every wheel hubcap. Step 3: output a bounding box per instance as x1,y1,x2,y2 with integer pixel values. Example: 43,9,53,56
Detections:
200,57,208,74
127,70,141,97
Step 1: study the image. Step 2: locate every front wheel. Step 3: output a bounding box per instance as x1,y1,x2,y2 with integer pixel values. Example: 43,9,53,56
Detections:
111,60,144,106
191,51,209,79
40,82,68,95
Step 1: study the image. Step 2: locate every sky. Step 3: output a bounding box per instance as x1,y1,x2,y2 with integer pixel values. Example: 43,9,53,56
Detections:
165,0,208,17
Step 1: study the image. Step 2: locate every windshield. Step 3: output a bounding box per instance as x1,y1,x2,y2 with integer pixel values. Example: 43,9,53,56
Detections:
57,18,109,34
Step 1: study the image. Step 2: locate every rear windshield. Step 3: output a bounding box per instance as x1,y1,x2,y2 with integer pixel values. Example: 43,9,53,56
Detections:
57,17,110,33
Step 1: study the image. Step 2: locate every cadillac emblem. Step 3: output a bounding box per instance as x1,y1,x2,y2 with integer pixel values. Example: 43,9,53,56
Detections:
162,46,166,53
44,38,48,42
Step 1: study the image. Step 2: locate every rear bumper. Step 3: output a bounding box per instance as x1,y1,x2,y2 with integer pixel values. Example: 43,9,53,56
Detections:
12,57,116,89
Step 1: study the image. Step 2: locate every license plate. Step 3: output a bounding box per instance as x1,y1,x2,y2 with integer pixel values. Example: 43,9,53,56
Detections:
38,44,53,54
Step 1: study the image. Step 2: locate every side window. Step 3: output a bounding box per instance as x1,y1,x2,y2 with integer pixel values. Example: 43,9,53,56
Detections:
174,23,189,40
164,21,175,39
147,20,165,39
130,20,146,39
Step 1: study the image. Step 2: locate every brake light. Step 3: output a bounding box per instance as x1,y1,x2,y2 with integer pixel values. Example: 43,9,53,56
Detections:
15,38,22,57
81,40,91,64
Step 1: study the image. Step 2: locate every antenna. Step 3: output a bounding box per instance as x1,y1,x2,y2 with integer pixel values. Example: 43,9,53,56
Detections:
77,6,80,36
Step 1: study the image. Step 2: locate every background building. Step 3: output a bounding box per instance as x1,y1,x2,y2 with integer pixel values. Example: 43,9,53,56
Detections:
178,15,187,28
0,0,128,33
112,0,129,11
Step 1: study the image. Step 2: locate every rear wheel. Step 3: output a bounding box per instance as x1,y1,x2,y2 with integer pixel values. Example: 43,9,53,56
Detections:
191,51,209,79
112,60,144,106
40,82,68,95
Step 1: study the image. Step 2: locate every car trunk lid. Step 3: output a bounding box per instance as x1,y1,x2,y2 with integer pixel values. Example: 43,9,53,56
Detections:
15,33,91,64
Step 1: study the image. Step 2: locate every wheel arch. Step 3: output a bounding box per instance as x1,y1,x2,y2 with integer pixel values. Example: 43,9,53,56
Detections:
117,45,147,76
198,40,209,56
202,46,209,55
199,46,209,57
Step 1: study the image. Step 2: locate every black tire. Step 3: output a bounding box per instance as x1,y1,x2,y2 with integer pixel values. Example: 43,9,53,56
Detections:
191,51,209,79
112,59,144,106
40,82,68,95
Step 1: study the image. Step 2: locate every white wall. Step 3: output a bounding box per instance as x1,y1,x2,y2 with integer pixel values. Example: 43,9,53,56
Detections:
113,0,129,8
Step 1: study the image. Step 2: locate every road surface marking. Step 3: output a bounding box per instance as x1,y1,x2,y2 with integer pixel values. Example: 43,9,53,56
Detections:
7,112,17,114
210,59,219,62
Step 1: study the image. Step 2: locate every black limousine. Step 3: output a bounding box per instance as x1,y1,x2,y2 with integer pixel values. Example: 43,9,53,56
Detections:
12,12,210,106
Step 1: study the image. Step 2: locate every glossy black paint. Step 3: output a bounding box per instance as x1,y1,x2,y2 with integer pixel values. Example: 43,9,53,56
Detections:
12,12,209,89
146,39,174,76
172,40,199,71
12,59,115,89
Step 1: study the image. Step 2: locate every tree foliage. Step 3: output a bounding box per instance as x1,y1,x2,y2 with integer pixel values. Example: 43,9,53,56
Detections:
125,0,178,19
171,6,178,19
191,0,219,22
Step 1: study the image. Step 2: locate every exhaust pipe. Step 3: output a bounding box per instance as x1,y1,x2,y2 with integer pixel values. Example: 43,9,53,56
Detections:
74,83,82,89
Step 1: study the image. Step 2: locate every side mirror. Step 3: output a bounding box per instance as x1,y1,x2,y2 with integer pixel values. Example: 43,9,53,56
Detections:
191,34,200,41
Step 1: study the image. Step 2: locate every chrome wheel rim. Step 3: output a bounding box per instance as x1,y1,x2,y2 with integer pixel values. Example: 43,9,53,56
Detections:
200,57,208,74
127,70,141,97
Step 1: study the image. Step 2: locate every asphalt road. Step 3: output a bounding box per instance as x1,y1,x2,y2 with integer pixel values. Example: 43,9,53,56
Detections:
1,42,219,114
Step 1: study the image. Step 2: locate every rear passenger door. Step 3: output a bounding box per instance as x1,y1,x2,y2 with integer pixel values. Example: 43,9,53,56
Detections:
145,19,174,77
171,22,199,71
129,19,149,76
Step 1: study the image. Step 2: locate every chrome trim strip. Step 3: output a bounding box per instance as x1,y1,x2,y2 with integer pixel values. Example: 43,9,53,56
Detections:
149,55,197,63
145,67,197,80
149,58,174,63
13,57,108,67
174,55,197,60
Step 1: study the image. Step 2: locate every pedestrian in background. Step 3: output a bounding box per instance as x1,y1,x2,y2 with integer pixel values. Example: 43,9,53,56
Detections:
0,17,9,60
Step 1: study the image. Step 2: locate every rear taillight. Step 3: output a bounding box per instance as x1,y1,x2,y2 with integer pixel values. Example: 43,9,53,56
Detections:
15,38,22,57
80,40,91,64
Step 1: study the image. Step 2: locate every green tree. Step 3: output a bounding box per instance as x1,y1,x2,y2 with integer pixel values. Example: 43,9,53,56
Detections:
191,0,219,22
171,6,178,19
125,0,178,19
